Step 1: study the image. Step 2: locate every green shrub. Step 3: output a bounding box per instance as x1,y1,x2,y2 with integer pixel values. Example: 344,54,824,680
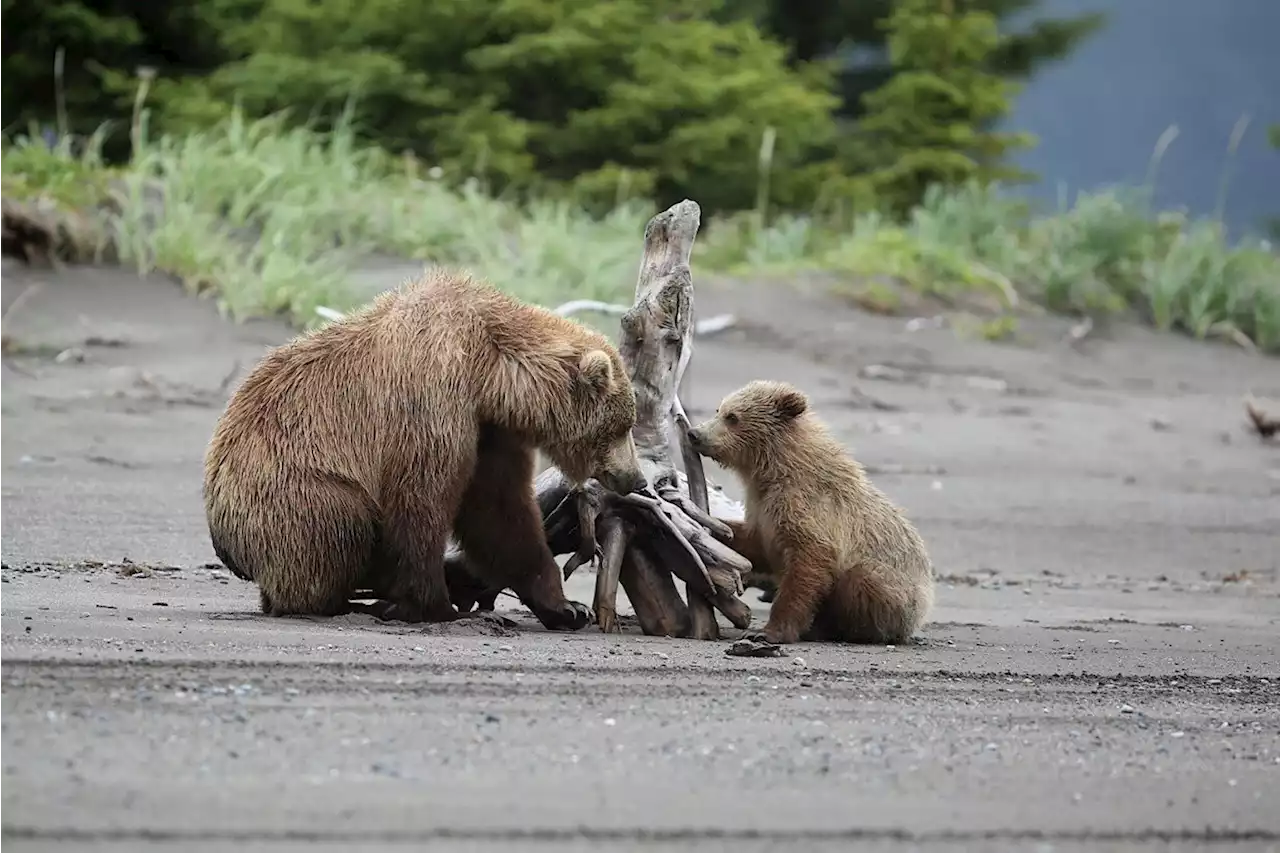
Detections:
855,0,1037,215
729,179,1280,351
6,112,1276,353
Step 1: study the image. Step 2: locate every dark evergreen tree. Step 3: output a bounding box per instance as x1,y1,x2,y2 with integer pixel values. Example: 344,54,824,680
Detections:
856,0,1036,213
720,0,1105,120
197,0,843,213
1,0,241,154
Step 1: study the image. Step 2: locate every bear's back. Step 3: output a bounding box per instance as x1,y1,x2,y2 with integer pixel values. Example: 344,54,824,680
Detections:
208,272,505,486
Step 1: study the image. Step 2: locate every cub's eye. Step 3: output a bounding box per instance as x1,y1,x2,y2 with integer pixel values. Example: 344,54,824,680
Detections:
723,412,739,426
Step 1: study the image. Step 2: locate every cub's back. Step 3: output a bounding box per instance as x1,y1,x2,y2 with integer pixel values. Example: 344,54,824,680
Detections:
775,429,925,575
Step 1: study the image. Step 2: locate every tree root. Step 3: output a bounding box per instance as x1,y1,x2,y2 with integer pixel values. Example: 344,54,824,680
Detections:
447,200,761,639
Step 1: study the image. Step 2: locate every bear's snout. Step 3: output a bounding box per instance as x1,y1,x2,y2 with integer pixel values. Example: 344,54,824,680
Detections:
687,428,707,453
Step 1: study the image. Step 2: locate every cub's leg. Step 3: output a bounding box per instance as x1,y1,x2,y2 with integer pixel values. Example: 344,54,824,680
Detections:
823,564,929,644
718,518,780,603
718,518,772,570
747,541,837,645
453,428,592,632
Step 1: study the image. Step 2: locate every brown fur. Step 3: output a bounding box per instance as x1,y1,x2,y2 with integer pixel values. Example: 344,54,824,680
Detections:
689,380,934,644
203,268,646,629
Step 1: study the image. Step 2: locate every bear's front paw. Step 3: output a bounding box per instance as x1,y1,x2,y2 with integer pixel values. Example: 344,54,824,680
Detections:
541,601,594,632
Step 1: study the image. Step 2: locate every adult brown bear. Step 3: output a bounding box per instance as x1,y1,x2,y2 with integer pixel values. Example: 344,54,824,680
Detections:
203,268,646,630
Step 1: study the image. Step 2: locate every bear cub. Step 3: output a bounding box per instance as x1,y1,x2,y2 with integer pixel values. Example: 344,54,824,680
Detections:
689,380,934,644
203,268,647,630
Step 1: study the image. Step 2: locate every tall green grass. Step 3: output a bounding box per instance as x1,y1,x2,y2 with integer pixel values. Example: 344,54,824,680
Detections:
4,108,651,326
4,108,1278,352
704,181,1280,352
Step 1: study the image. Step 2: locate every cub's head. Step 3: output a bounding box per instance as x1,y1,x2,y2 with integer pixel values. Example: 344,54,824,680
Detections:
544,348,646,495
687,380,809,472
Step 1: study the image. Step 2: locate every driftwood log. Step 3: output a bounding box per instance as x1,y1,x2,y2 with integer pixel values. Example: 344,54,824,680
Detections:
2,195,117,267
1245,396,1278,440
544,199,752,638
449,200,757,639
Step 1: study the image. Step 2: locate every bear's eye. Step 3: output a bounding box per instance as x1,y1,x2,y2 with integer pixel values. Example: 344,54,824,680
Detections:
723,412,739,426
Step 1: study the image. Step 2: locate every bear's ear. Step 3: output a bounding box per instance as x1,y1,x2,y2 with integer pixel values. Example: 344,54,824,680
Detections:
577,350,614,394
776,387,808,420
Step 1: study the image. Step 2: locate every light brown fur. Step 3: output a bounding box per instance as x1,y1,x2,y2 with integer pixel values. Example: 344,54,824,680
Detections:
203,268,646,629
689,380,934,644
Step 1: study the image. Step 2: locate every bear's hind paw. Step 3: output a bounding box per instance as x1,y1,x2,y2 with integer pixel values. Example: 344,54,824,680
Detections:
454,610,518,630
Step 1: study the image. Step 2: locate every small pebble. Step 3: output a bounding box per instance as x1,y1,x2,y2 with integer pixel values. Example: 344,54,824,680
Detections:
792,657,807,668
1120,704,1135,714
604,718,617,727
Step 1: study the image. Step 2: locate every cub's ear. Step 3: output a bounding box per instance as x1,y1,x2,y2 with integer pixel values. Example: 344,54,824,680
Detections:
577,350,614,394
776,387,808,420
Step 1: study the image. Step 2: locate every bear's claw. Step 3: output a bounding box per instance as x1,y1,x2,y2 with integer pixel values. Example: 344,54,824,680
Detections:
541,600,594,632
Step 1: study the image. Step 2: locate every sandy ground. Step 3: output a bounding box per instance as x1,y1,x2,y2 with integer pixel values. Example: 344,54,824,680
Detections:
2,258,1278,852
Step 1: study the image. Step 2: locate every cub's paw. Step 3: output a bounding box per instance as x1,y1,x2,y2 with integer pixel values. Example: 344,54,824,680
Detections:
541,601,594,632
726,638,784,658
742,626,797,646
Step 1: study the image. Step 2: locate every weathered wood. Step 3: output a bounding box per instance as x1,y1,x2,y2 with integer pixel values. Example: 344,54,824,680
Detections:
623,199,717,638
619,547,689,637
445,201,763,637
532,199,756,638
592,516,629,634
2,195,117,266
683,470,778,601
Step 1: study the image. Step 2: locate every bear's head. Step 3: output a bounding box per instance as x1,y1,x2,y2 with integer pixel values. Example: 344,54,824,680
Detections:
687,380,809,474
543,348,647,495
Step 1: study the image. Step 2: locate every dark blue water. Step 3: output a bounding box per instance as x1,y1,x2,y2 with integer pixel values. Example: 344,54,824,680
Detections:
999,0,1279,238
